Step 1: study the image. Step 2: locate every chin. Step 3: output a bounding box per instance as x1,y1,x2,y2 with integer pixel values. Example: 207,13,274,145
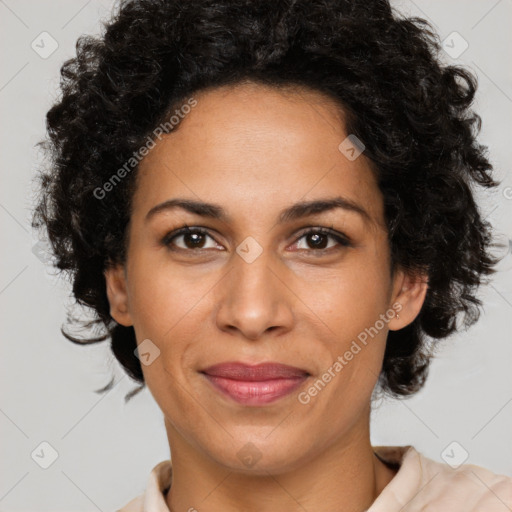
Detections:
209,433,313,476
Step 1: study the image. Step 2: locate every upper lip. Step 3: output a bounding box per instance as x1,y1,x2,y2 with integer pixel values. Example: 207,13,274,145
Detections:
201,362,310,381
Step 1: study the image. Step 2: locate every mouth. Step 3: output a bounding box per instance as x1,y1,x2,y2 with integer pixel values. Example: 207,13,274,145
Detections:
200,362,310,406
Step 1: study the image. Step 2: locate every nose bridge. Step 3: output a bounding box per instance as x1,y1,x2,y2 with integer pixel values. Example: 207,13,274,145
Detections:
215,242,293,338
234,245,274,295
231,243,279,308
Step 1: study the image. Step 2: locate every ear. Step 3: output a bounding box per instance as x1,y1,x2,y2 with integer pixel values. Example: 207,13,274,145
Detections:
388,267,429,331
104,264,134,327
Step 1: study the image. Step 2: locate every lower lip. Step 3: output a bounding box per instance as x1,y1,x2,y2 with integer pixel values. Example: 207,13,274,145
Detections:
202,374,309,405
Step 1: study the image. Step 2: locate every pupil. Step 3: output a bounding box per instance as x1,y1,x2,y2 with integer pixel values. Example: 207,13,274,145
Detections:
185,233,204,248
309,233,327,249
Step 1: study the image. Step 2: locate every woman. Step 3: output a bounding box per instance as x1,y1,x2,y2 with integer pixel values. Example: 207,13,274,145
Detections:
32,0,512,510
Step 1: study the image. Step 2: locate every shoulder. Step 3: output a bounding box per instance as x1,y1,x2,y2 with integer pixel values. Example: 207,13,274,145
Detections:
415,448,512,511
371,445,512,511
116,459,173,512
116,493,144,512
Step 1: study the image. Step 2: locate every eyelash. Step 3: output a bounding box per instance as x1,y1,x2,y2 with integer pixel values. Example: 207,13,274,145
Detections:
161,224,352,255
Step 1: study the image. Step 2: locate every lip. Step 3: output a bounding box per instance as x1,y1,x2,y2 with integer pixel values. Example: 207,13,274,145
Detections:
200,362,310,406
202,362,309,380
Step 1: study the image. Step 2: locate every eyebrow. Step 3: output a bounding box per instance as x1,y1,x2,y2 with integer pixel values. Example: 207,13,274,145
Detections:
145,196,372,225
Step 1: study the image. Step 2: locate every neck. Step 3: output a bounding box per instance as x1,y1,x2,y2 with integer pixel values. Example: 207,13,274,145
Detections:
164,412,397,512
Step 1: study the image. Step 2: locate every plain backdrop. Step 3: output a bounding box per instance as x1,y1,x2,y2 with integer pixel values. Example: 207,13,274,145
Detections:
1,0,511,510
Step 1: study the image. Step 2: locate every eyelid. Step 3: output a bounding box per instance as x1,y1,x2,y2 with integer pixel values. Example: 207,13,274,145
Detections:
161,225,221,249
293,225,351,244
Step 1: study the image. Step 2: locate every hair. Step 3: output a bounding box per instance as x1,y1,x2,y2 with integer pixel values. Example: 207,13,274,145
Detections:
32,0,501,403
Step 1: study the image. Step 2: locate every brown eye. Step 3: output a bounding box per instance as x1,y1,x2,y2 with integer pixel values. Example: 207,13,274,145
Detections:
177,231,208,249
292,228,351,253
304,232,329,249
162,227,222,251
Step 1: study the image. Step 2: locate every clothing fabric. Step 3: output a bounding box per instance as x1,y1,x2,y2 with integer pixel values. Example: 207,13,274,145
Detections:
117,445,512,511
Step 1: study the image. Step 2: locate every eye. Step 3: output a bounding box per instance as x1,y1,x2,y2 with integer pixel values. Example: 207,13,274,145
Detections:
161,225,351,254
162,226,223,251
290,227,351,253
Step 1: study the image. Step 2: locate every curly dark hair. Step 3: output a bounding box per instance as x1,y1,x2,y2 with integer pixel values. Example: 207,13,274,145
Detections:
31,0,501,403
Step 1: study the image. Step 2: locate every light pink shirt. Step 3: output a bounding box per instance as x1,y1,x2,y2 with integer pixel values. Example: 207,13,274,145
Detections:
117,445,512,511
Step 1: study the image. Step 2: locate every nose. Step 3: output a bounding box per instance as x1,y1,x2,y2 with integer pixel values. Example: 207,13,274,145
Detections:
214,249,295,341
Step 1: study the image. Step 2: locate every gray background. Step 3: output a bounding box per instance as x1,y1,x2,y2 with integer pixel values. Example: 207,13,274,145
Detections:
1,0,511,510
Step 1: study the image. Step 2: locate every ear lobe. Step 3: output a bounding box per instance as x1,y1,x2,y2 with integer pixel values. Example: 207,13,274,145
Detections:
104,264,133,327
389,268,429,330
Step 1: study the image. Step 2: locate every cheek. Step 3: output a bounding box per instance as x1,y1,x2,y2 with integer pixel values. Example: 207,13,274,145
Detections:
303,262,391,390
301,258,391,330
126,252,211,340
126,256,216,392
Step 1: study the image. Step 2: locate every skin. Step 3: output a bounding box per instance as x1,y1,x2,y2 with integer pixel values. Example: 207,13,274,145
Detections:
105,81,429,512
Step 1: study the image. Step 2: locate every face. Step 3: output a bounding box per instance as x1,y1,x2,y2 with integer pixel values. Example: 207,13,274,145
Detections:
105,82,427,474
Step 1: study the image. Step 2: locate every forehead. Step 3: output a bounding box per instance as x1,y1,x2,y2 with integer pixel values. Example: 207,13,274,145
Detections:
133,82,386,232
